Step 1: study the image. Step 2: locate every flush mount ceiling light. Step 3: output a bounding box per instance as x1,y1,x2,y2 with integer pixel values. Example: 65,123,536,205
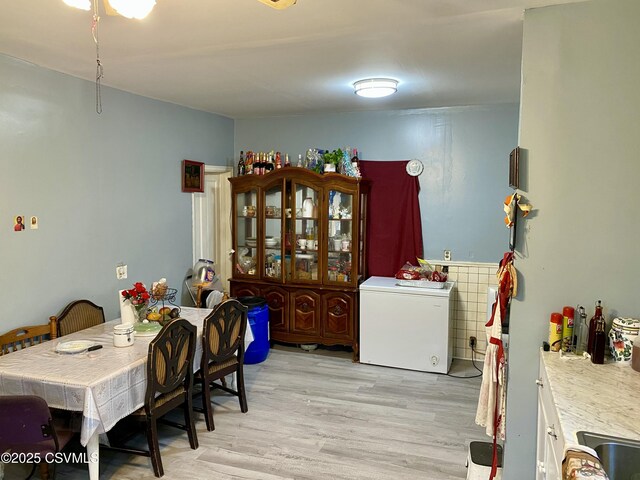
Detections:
105,0,156,19
63,0,156,19
353,78,398,98
63,0,91,10
257,0,297,9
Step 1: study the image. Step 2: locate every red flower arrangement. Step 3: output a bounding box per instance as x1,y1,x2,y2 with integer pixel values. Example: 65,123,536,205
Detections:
121,282,150,306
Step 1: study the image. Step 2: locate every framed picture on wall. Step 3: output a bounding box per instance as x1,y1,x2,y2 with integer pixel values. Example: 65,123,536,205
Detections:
509,147,520,189
182,159,204,193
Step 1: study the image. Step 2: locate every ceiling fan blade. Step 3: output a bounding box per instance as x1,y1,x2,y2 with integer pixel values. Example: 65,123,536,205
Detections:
257,0,297,10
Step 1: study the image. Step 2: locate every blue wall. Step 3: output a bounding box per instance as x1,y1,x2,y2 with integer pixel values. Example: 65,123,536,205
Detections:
0,50,519,332
235,104,519,263
0,54,234,328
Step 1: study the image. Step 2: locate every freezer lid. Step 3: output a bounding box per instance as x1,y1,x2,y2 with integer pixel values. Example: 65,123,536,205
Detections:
359,276,453,297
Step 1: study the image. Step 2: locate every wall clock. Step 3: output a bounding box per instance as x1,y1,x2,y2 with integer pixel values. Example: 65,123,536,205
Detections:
406,159,423,176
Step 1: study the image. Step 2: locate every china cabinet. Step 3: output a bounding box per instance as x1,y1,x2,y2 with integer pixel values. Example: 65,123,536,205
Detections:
229,167,370,356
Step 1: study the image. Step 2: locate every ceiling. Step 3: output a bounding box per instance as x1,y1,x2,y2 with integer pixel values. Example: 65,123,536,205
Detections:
0,0,579,119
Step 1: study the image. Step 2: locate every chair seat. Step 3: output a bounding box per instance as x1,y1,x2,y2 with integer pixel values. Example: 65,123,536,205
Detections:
196,356,238,379
131,386,187,416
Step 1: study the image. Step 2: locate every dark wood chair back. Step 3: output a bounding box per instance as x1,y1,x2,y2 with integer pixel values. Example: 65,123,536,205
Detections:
0,320,57,356
146,318,196,413
203,298,248,365
195,299,249,431
52,299,105,337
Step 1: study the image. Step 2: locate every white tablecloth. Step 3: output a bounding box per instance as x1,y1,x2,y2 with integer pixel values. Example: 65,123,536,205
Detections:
0,306,253,446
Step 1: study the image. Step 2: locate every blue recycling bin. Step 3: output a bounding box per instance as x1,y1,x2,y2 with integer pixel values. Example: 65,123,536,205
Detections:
238,296,270,364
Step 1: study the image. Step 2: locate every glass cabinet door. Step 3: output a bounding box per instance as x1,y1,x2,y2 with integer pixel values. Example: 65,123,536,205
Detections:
327,189,354,284
292,182,320,282
234,188,258,277
263,184,283,281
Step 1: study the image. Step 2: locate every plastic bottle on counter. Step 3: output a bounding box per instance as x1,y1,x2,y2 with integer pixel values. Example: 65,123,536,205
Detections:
561,306,575,352
591,313,606,364
549,312,563,352
574,305,588,355
587,300,604,355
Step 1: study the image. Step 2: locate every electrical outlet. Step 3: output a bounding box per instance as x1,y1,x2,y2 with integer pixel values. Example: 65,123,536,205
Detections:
469,336,476,348
444,250,451,261
116,264,127,280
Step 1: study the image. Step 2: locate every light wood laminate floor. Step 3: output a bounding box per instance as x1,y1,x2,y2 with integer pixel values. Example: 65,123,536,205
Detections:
6,346,488,479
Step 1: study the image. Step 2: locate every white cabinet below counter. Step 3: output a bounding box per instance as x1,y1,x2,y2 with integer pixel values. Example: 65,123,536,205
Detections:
536,355,564,479
536,350,640,479
359,276,453,374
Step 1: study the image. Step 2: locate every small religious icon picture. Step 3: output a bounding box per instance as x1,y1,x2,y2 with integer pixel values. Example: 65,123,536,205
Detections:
14,215,26,232
30,216,39,230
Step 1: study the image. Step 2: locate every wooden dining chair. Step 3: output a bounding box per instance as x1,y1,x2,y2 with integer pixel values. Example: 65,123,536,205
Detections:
105,318,198,477
0,319,57,356
0,395,75,480
51,299,105,337
194,299,249,432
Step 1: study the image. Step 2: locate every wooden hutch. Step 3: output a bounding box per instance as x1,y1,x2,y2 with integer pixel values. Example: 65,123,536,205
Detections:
229,168,369,356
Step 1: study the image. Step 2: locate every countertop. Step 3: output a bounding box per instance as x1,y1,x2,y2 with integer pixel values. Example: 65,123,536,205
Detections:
541,351,640,446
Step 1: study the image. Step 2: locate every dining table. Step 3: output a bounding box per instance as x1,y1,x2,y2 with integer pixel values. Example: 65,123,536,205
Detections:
0,306,254,480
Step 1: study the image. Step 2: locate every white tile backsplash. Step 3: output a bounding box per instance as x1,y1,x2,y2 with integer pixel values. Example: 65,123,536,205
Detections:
444,261,499,361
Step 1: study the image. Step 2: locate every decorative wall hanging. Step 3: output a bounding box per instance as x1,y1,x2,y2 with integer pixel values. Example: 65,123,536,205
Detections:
509,147,520,189
182,160,204,193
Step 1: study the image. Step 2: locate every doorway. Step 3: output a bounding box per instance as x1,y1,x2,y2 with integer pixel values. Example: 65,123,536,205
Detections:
192,166,233,294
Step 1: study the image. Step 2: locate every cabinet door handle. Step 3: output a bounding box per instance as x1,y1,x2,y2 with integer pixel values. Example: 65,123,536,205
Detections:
546,425,557,440
536,378,544,387
537,461,546,474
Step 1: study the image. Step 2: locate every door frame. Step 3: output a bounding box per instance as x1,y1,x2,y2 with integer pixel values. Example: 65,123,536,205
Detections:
192,165,233,293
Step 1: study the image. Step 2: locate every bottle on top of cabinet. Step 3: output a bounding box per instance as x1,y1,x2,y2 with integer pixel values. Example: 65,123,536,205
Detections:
237,151,246,176
587,300,604,355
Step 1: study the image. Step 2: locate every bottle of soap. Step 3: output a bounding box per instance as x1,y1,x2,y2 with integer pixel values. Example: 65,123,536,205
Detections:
587,300,604,355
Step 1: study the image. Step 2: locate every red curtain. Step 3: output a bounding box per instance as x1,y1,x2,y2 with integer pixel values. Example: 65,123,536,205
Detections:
360,160,423,277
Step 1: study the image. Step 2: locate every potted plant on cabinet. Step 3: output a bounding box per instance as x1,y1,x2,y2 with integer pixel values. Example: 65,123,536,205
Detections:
322,148,343,173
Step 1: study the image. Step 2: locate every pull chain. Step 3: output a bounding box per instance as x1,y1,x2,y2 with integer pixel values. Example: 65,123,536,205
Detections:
92,0,103,114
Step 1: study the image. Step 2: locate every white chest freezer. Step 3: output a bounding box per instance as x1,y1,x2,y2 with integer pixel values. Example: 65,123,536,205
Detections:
359,276,454,374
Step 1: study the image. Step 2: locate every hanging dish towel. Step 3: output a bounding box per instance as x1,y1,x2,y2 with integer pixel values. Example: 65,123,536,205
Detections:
475,293,506,441
475,252,517,480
